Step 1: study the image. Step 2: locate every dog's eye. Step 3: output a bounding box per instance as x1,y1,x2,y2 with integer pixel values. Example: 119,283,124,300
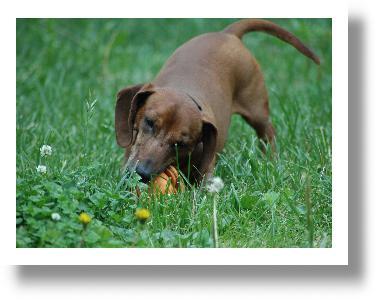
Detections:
144,117,154,129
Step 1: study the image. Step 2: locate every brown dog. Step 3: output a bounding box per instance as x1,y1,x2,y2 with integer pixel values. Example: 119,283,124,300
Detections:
115,19,320,183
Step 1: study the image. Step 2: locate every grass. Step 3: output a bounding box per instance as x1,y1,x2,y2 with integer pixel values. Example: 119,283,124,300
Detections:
16,18,332,248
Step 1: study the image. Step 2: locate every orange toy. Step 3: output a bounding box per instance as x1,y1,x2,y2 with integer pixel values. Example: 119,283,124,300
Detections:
149,165,184,195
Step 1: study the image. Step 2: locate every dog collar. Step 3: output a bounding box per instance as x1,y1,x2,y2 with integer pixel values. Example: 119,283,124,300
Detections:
185,93,203,111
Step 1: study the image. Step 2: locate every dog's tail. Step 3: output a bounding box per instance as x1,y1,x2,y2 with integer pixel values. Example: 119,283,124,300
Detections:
223,19,320,65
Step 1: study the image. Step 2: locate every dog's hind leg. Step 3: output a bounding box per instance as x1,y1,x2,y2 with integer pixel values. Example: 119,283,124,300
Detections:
233,61,276,153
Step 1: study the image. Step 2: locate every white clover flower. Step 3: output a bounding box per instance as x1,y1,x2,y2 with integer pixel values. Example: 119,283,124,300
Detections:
51,212,61,221
40,145,52,157
36,165,47,174
206,177,224,193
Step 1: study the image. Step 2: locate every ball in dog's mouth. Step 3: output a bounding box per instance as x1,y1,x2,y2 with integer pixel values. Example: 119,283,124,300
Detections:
148,165,183,195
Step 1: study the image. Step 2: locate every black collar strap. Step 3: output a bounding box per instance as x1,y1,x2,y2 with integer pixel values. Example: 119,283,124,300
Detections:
185,93,202,111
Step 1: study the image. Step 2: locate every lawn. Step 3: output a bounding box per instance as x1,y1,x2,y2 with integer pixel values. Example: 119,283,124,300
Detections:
16,18,332,248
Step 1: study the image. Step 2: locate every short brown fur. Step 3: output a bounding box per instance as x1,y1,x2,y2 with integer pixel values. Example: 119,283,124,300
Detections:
115,19,320,182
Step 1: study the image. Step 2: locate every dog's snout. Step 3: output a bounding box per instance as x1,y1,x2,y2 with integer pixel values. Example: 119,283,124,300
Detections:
136,160,153,182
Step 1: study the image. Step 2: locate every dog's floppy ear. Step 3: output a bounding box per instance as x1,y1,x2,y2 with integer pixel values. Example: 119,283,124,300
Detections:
115,83,154,147
199,115,218,178
128,83,155,143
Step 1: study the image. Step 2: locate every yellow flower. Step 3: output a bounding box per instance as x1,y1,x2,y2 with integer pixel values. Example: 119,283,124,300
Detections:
79,212,91,225
135,208,151,223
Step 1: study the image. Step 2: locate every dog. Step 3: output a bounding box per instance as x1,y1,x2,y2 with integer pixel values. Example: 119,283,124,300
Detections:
115,19,320,183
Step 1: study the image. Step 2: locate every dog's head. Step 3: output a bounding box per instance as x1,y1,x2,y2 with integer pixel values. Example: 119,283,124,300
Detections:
115,83,217,181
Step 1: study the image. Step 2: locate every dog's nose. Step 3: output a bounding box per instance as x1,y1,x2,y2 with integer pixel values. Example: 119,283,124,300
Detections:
136,163,153,182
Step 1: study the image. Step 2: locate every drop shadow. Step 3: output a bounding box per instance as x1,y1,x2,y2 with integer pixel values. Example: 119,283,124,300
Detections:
346,16,365,280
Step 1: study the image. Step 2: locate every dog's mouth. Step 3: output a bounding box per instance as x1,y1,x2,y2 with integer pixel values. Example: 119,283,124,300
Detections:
138,165,171,184
128,157,174,184
139,174,151,184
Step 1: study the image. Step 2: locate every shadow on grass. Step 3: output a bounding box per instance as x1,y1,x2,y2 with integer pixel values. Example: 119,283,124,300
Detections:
14,18,363,283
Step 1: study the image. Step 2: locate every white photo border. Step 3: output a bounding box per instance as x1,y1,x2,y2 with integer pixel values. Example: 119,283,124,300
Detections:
4,0,347,265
